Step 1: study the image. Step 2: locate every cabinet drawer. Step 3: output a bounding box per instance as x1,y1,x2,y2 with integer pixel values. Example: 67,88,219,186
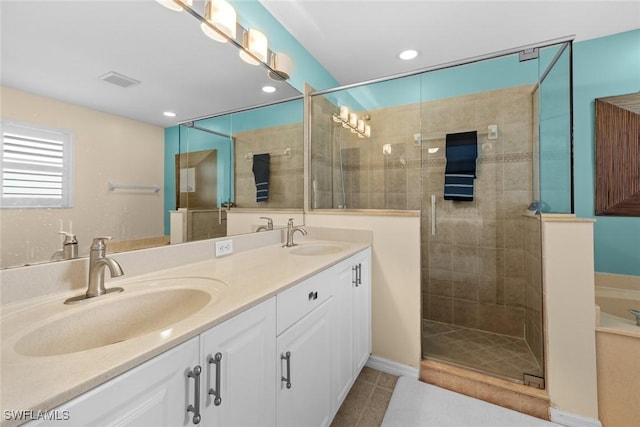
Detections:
277,267,334,335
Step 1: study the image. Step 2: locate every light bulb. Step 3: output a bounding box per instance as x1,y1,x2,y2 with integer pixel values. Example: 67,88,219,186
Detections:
239,28,268,65
349,113,358,128
340,106,349,121
201,0,236,43
268,52,293,81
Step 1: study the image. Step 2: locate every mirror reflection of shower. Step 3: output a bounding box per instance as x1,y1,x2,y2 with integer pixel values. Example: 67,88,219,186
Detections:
331,109,371,208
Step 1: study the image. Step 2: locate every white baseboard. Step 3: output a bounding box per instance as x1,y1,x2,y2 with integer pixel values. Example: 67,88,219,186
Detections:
550,408,602,427
365,355,419,379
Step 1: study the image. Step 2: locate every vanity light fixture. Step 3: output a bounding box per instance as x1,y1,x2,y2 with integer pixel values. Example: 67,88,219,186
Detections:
262,85,276,93
332,106,371,138
399,49,419,60
156,1,293,82
201,0,236,43
268,52,294,81
156,0,193,12
239,28,268,65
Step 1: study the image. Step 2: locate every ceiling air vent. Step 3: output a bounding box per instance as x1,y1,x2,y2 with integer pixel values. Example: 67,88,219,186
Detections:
99,71,140,88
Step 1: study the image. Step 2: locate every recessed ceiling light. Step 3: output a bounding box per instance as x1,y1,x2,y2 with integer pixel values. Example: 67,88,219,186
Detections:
399,49,418,60
163,111,176,117
262,85,276,93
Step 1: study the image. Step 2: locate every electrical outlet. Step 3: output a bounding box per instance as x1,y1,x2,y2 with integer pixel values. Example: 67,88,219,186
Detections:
215,239,233,257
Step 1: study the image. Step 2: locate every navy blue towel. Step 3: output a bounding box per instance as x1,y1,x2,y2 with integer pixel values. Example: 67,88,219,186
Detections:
252,153,270,202
444,131,478,201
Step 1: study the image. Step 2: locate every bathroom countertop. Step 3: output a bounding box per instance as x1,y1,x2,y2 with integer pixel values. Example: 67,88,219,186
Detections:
597,311,640,339
0,239,369,426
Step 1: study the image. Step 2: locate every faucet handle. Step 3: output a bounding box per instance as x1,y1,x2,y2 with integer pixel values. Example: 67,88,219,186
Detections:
260,217,273,230
91,236,112,248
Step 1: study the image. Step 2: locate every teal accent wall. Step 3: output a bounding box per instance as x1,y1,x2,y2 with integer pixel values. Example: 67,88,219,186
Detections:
538,44,572,213
573,29,640,276
319,52,538,113
198,98,303,132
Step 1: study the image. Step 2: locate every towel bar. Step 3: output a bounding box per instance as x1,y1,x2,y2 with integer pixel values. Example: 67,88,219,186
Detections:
244,147,291,161
108,182,160,193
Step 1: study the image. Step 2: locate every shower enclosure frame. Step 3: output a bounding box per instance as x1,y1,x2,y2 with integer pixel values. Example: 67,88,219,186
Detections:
306,36,575,386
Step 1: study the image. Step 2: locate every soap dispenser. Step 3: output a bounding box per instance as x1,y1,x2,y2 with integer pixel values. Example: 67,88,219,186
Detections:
59,231,78,260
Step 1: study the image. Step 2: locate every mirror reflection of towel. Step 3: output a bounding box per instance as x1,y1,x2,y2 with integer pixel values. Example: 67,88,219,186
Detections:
444,131,477,201
252,154,270,202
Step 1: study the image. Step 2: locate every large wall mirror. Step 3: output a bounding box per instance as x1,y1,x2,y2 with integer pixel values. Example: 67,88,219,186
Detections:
0,0,302,269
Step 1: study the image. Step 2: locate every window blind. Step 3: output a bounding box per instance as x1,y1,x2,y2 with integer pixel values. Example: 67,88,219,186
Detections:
1,122,73,208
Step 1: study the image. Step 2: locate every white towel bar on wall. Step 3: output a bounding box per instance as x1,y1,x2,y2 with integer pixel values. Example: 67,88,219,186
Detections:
244,147,291,161
108,182,160,193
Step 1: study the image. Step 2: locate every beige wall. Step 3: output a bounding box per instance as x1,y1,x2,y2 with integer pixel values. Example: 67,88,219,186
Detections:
596,331,640,427
542,216,599,420
305,212,422,368
1,87,165,268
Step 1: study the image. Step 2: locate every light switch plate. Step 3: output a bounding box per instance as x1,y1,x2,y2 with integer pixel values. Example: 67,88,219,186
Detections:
215,239,233,257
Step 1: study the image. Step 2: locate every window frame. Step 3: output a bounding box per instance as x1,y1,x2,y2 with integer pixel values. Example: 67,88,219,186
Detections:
1,120,74,209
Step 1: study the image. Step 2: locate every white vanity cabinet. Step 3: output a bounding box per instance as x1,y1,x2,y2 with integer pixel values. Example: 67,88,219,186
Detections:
24,299,276,427
351,248,372,375
330,248,372,415
276,248,372,427
199,298,276,427
22,247,371,427
276,297,334,427
25,336,200,427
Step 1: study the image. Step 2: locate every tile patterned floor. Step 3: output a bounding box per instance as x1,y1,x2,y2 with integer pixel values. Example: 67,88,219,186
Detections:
422,320,543,381
331,367,399,427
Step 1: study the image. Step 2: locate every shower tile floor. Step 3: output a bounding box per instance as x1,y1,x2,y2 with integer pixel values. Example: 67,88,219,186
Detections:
422,320,543,382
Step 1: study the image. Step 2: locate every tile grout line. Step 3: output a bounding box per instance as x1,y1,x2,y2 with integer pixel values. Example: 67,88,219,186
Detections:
355,373,379,427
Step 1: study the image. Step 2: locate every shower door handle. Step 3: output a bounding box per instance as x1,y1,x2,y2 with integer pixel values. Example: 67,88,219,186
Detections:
431,194,436,236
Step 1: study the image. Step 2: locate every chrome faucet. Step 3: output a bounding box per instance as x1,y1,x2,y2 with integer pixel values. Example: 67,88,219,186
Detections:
65,237,124,304
284,218,307,247
256,217,273,232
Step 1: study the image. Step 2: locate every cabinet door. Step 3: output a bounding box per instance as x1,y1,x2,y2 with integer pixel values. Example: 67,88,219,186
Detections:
200,298,276,427
331,258,355,412
26,337,200,427
277,298,333,427
353,248,372,374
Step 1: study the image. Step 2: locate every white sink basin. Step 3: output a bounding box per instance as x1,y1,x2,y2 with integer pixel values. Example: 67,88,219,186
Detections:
14,278,225,357
290,243,343,256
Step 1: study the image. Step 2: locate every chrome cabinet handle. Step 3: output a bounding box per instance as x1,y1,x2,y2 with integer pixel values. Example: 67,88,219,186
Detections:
187,365,202,424
352,265,357,286
208,352,223,406
308,291,318,301
357,263,362,286
281,351,292,389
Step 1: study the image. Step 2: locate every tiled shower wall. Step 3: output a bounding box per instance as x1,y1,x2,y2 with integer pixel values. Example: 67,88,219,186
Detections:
422,85,535,339
234,123,303,208
311,84,538,341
